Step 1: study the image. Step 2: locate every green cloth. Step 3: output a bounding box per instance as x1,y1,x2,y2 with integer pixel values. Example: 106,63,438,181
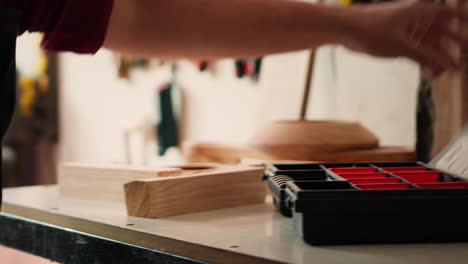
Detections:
416,74,434,162
157,83,178,156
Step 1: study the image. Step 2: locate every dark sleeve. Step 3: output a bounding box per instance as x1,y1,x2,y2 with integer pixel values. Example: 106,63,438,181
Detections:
5,0,114,54
41,0,114,53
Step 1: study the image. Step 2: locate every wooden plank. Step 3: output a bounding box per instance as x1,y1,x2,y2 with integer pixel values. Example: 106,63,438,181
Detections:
313,147,416,163
461,0,468,132
124,166,266,218
432,74,464,156
251,146,415,163
58,163,185,202
431,0,468,157
183,142,416,164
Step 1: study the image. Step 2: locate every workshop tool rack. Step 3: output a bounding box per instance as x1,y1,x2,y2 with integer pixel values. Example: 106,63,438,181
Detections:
263,162,468,245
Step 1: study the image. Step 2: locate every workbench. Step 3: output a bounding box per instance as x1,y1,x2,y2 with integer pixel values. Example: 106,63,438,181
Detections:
1,185,468,264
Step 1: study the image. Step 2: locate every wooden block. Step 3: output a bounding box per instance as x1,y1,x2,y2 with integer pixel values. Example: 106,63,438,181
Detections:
59,163,185,202
124,166,266,218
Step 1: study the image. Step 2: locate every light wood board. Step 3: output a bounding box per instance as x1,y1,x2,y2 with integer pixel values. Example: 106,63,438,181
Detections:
183,142,416,164
431,0,468,157
59,163,266,218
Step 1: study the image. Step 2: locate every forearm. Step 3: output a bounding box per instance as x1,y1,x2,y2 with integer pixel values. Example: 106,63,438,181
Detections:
104,0,363,59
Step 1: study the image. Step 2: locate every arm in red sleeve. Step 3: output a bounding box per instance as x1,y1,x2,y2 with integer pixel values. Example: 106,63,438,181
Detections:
3,0,114,54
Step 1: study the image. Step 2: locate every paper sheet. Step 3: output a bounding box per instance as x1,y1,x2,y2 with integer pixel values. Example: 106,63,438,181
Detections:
430,124,468,178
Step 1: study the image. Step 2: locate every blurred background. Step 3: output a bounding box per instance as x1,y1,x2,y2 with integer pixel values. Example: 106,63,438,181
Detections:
5,0,468,262
1,30,421,188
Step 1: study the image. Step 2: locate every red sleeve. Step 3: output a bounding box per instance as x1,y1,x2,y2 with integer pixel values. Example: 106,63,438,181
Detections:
3,0,114,54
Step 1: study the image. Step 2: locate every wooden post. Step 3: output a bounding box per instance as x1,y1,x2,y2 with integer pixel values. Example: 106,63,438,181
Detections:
431,0,468,157
298,0,325,120
299,51,316,120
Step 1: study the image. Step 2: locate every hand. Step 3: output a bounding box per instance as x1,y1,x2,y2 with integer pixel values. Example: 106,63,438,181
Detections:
348,0,468,78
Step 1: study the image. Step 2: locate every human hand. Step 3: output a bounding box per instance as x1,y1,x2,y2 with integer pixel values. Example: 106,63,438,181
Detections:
347,0,468,78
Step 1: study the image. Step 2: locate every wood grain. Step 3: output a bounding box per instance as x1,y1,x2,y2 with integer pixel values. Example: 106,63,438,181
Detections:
124,166,266,218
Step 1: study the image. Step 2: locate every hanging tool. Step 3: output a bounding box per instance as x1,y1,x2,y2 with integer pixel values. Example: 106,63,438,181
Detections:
235,60,246,78
117,55,149,79
235,58,262,80
195,60,210,72
156,63,179,156
253,57,262,79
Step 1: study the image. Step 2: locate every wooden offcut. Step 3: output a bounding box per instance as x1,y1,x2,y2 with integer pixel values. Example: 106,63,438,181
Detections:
124,166,265,218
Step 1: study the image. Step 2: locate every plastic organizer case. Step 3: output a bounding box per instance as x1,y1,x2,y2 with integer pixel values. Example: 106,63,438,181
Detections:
263,162,468,245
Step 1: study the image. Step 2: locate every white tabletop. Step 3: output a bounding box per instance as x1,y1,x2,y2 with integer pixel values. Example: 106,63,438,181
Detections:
3,185,468,264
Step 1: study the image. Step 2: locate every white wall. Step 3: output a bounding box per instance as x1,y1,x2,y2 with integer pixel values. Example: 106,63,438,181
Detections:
57,50,263,164
333,48,419,147
58,50,167,164
56,47,420,164
16,34,41,78
307,46,419,147
3,0,414,165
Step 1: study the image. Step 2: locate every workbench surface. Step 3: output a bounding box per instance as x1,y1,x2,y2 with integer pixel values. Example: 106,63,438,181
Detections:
1,185,468,264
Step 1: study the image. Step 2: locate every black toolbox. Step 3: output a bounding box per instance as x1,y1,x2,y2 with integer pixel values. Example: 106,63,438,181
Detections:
263,162,468,245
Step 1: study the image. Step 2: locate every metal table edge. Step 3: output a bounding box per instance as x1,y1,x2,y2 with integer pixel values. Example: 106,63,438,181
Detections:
1,201,286,264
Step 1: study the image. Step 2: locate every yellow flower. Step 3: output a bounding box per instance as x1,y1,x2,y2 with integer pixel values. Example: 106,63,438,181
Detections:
36,51,48,75
19,77,36,117
37,75,49,94
340,0,352,6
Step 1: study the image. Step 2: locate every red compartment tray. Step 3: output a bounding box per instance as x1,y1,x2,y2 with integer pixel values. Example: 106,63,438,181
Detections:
381,167,428,172
356,183,412,190
349,178,401,184
338,172,388,179
330,167,377,173
394,171,441,183
417,182,468,189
